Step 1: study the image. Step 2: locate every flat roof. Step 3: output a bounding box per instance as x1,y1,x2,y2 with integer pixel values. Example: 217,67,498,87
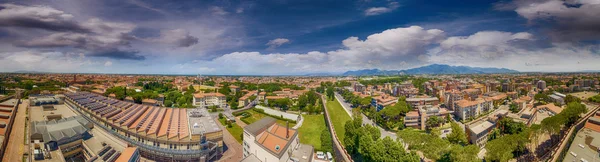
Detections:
290,144,314,162
188,108,221,134
563,128,600,162
469,121,495,135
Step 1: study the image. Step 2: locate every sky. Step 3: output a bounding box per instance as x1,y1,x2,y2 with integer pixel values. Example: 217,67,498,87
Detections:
0,0,599,75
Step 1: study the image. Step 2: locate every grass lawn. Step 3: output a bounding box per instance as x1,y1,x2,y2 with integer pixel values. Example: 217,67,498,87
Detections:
325,98,352,145
241,109,296,127
298,114,328,151
219,118,244,144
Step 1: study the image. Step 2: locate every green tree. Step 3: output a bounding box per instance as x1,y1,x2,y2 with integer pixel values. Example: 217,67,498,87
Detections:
447,122,468,145
320,130,333,153
509,103,519,113
164,100,173,107
426,116,443,129
326,86,334,100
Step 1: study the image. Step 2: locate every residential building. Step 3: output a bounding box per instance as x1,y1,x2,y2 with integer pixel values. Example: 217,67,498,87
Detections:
242,117,313,162
406,96,439,108
467,120,496,148
193,92,226,108
536,80,546,91
371,95,398,111
114,147,141,162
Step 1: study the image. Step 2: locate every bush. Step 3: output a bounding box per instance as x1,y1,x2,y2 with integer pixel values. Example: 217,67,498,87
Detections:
218,113,224,119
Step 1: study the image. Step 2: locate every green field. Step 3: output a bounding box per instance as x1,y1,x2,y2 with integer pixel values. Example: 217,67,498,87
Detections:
219,118,244,143
298,114,328,150
241,109,296,127
325,98,352,145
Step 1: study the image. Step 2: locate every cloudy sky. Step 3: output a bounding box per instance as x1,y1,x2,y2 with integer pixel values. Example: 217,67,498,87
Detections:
0,0,599,75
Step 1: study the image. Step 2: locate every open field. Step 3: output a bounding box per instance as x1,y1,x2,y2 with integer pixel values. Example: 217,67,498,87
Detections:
219,118,244,144
298,114,328,151
326,98,352,145
240,109,296,127
569,91,599,100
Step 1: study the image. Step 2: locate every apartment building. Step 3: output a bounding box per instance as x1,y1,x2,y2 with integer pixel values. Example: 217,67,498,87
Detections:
406,96,439,108
454,98,492,121
371,95,398,111
193,92,226,108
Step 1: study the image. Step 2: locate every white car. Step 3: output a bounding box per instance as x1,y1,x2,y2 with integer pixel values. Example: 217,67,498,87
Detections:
326,152,333,161
316,151,326,160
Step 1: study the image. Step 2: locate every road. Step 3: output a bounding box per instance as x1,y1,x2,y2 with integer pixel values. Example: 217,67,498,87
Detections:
334,93,397,139
2,99,27,162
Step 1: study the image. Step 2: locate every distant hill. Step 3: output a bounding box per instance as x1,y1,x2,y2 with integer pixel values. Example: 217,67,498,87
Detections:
343,64,519,76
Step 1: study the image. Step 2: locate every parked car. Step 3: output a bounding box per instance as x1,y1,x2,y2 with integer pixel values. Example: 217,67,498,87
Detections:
316,151,326,160
326,152,333,161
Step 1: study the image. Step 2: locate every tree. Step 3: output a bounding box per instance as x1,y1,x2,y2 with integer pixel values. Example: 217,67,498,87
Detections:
509,103,519,113
320,130,333,153
164,100,173,107
564,94,581,103
426,116,443,129
326,86,334,100
447,122,468,145
218,113,224,119
534,93,549,103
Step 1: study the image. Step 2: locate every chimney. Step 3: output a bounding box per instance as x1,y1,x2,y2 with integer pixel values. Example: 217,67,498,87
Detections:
286,121,289,138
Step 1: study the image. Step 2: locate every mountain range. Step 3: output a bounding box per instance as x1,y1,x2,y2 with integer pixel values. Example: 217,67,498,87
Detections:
342,64,519,76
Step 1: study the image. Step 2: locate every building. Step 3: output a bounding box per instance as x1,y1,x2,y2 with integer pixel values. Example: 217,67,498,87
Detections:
230,85,241,94
30,116,94,158
371,95,398,111
193,92,226,108
239,91,257,108
353,83,365,93
549,91,566,105
404,105,451,130
0,97,19,161
467,120,496,148
563,111,600,162
114,147,141,162
242,117,314,162
536,80,546,91
405,96,439,108
64,92,222,161
454,98,492,121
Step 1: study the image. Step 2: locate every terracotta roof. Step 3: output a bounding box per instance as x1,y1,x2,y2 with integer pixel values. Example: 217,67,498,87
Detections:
194,92,226,98
158,108,173,137
115,147,137,162
456,99,478,108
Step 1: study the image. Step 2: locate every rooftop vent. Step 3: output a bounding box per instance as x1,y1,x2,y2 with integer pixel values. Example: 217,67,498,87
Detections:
275,145,280,151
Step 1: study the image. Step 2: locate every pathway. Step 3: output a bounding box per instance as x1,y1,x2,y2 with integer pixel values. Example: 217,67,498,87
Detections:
235,116,248,128
2,99,27,162
215,118,244,162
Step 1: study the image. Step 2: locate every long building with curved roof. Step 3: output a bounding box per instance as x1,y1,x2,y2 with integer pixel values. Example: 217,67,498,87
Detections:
64,92,222,161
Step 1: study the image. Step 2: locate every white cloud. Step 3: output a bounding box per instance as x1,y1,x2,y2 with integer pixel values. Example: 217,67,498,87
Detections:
185,26,445,75
430,31,600,72
364,2,400,16
0,51,93,72
266,38,290,49
104,61,112,66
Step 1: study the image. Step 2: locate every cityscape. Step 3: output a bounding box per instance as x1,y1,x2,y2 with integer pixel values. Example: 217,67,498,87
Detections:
1,0,600,162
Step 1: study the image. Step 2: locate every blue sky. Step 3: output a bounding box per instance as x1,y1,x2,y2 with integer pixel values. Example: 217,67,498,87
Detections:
0,0,599,75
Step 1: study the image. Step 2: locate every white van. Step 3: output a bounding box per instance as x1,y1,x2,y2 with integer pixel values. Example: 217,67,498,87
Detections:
316,151,326,160
326,152,333,161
